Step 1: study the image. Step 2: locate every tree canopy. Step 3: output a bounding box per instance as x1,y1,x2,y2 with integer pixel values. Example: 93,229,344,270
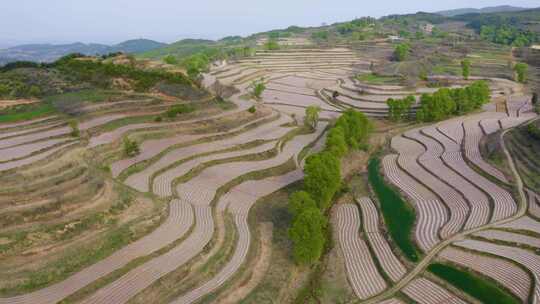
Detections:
394,43,410,61
325,126,348,158
304,152,341,211
335,109,373,149
416,81,490,122
387,95,415,122
288,207,327,265
288,191,318,218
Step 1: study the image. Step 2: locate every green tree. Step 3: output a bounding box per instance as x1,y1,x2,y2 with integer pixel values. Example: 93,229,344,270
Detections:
394,43,410,61
461,59,471,80
163,55,178,65
514,63,528,83
288,207,327,265
387,95,415,122
416,81,490,122
325,126,348,158
123,138,140,157
250,78,266,99
289,191,318,217
304,152,341,210
29,85,41,97
304,106,321,130
335,109,373,149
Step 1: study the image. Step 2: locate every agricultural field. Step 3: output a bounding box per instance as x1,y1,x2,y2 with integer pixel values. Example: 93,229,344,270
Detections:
1,7,540,304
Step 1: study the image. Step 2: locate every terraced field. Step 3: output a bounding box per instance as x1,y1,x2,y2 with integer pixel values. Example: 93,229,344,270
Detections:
332,75,539,303
208,48,481,120
1,43,539,304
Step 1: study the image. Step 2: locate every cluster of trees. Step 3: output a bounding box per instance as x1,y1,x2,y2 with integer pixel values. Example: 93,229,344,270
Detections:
387,95,415,122
53,54,191,92
288,109,373,265
479,25,537,46
336,18,375,36
182,52,212,79
393,43,410,61
0,80,41,99
416,81,490,122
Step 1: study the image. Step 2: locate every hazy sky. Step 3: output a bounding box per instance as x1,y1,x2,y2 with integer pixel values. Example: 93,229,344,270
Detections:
1,0,538,47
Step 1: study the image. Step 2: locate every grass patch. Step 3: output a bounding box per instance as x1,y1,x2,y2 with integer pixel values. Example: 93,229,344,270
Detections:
43,89,124,105
356,73,403,85
0,103,56,123
368,157,420,262
239,181,303,303
428,262,520,304
431,64,461,76
0,226,134,296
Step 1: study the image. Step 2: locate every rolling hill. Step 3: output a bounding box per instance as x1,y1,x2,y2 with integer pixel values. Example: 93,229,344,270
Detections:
436,5,528,17
0,39,167,65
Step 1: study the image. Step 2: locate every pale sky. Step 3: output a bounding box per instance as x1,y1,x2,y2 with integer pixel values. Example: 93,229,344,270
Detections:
1,0,538,47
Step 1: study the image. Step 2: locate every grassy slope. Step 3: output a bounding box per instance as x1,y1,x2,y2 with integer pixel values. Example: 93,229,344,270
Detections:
0,103,56,123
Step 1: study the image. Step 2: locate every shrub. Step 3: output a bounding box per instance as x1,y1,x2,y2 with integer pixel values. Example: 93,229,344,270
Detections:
514,63,528,83
461,59,471,80
165,104,195,118
248,105,256,113
311,30,329,41
163,55,178,65
154,116,163,122
304,106,320,130
69,120,80,137
250,78,266,99
394,43,410,61
123,138,140,157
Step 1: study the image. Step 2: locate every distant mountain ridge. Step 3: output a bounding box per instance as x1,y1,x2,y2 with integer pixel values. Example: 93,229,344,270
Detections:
436,5,528,17
0,39,167,65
